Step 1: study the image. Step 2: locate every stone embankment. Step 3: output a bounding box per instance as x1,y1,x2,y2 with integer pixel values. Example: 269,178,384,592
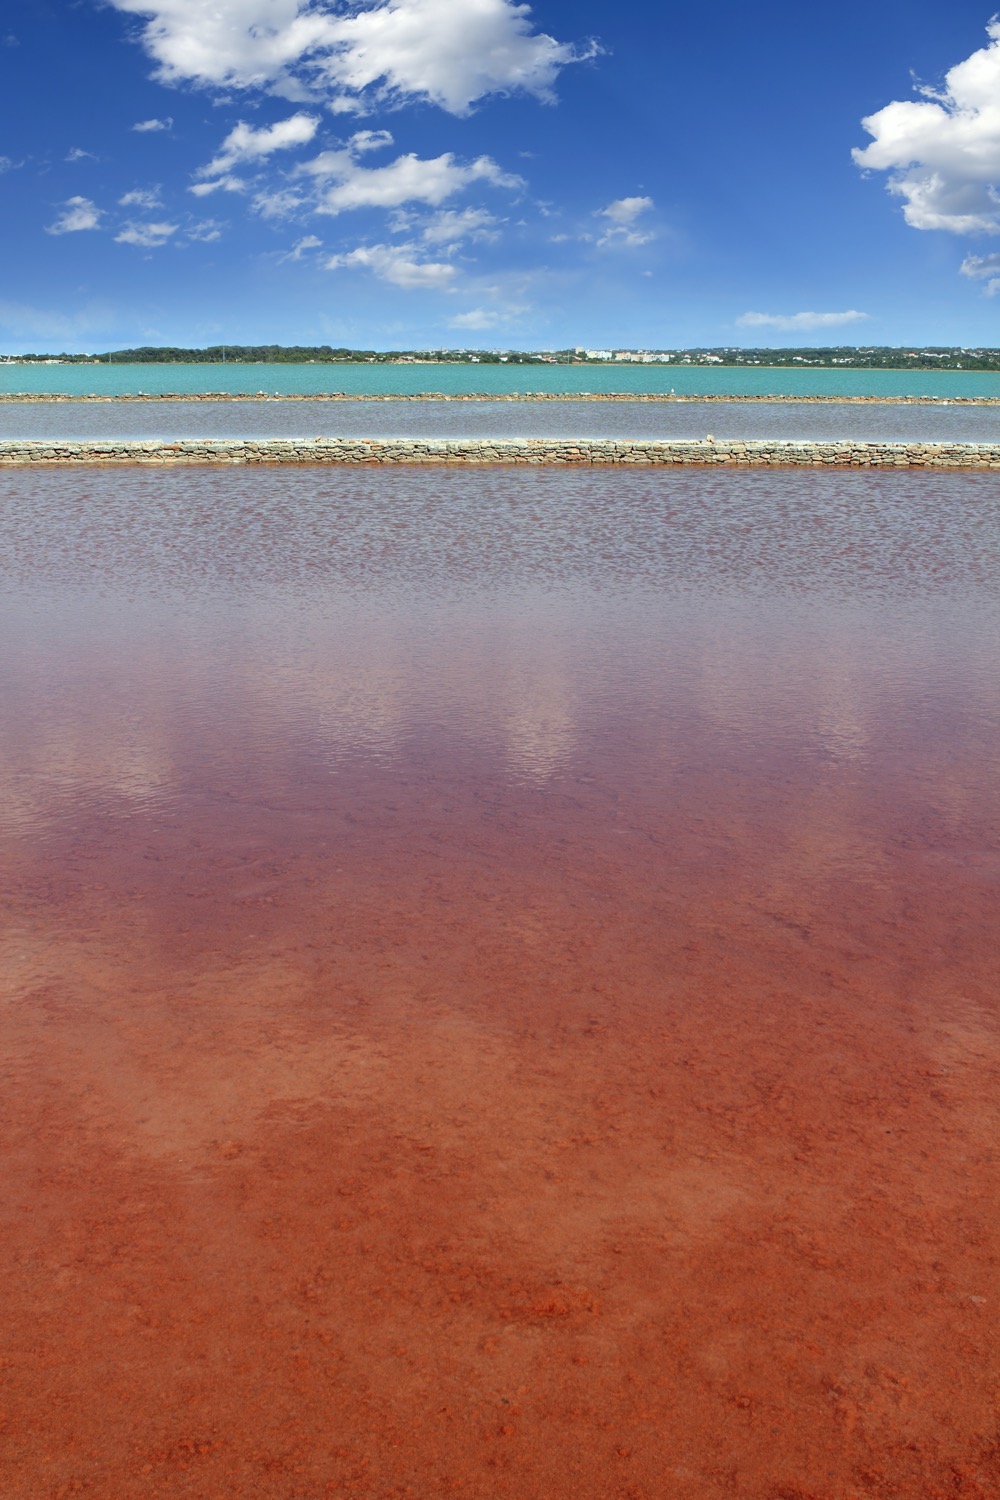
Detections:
2,438,1000,467
1,391,999,404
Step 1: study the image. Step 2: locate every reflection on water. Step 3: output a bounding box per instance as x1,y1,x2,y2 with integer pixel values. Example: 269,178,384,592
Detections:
2,466,1000,841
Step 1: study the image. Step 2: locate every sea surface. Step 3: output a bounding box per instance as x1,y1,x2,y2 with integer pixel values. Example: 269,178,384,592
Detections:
3,396,1000,442
3,466,1000,1499
3,358,1000,399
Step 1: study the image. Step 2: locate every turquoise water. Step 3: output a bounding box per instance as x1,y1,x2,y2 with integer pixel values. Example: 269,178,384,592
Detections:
4,362,1000,399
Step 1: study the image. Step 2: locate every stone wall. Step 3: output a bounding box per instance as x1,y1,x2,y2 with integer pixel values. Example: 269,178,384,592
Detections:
2,438,1000,467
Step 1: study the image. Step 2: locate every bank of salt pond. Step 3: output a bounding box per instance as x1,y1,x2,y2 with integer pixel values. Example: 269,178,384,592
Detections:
3,437,1000,468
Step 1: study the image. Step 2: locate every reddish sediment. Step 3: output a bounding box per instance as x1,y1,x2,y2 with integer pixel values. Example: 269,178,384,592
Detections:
3,740,999,1500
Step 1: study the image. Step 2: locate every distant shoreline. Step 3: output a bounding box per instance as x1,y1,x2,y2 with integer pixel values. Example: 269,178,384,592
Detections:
2,353,999,373
2,392,999,406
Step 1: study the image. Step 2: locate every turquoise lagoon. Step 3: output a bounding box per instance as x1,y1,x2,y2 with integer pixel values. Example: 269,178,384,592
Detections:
4,362,1000,400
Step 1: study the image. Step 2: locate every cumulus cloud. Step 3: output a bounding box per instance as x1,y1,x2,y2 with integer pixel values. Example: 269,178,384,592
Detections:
449,304,524,329
66,147,97,162
252,187,307,218
189,174,248,197
132,116,173,131
310,0,596,114
282,233,322,259
419,206,500,244
595,194,655,246
300,147,521,215
119,187,163,209
46,196,103,234
736,310,870,331
269,129,396,212
961,252,1000,294
325,240,455,287
349,129,395,154
107,0,595,115
187,219,224,241
115,220,179,247
598,195,653,225
187,118,519,233
853,19,1000,234
196,111,319,179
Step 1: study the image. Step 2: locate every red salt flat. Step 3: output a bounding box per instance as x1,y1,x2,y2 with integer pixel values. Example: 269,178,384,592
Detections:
1,465,998,1499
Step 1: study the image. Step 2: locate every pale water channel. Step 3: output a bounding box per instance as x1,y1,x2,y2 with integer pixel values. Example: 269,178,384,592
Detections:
3,397,1000,442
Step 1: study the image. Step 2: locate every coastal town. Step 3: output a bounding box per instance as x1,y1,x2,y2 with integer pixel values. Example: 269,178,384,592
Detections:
3,344,1000,369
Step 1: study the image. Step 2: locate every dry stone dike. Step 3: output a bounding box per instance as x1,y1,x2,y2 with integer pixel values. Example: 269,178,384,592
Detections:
2,438,1000,468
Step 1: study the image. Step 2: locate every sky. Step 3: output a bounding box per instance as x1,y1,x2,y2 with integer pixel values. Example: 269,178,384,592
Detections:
2,0,1000,351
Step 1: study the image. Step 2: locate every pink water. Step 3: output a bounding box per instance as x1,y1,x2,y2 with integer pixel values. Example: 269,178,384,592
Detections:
2,466,1000,1499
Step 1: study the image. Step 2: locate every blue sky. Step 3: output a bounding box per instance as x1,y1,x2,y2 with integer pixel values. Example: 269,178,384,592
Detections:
2,0,999,351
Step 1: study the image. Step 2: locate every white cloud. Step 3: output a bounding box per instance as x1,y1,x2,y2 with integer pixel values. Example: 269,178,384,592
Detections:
597,195,653,225
66,147,97,162
736,310,870,331
961,252,1000,295
310,0,596,114
107,0,595,115
598,226,654,248
197,111,319,180
119,187,163,209
595,194,655,247
853,20,1000,234
189,122,520,230
115,220,179,247
189,173,247,197
132,116,173,131
349,129,395,154
46,196,103,234
187,219,224,241
961,252,1000,275
325,240,455,288
282,233,322,259
0,155,15,174
419,207,499,244
252,187,307,218
449,305,523,329
300,148,521,214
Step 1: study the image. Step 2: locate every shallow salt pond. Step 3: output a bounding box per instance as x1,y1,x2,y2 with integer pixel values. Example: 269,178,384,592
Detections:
2,465,1000,1500
2,395,1000,442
